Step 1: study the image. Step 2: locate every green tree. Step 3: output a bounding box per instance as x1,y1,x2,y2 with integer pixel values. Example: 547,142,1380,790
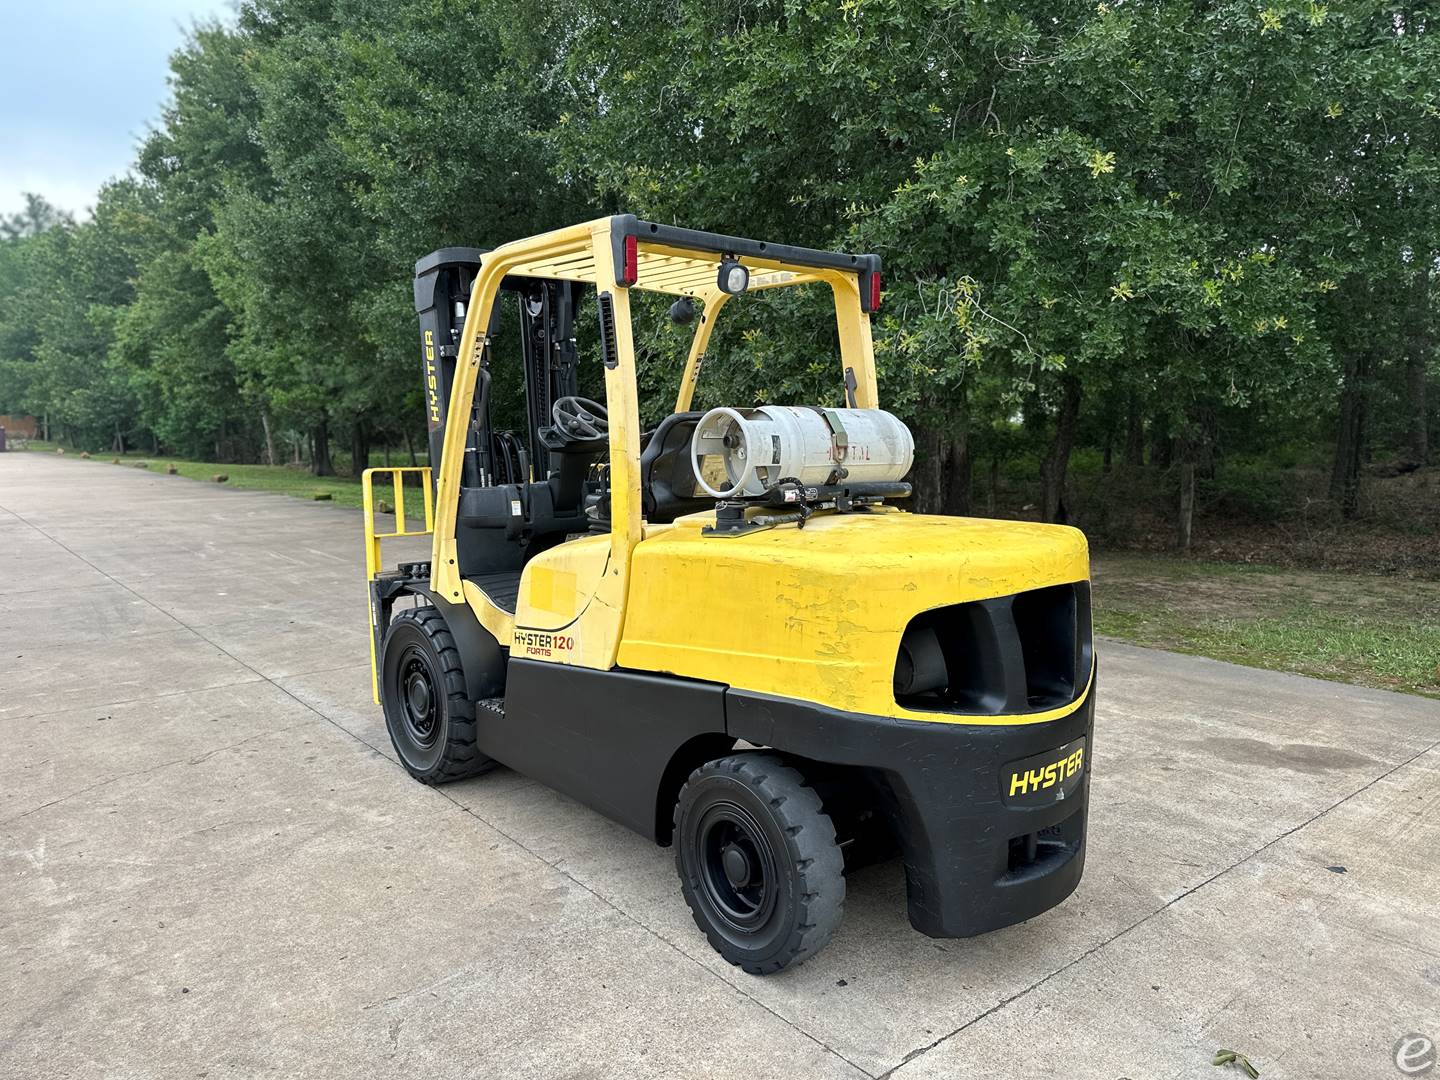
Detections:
125,20,275,461
0,0,1433,540
552,0,1437,527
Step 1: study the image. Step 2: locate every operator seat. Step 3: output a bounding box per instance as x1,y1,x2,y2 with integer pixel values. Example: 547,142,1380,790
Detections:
640,412,715,524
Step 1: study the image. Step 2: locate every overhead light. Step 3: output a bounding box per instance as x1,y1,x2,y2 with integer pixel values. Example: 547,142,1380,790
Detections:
717,258,749,296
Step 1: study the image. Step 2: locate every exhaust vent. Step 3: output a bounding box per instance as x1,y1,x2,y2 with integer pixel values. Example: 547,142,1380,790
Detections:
893,582,1092,716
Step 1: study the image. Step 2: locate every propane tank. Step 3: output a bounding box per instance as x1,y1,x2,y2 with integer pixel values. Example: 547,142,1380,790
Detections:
690,405,914,499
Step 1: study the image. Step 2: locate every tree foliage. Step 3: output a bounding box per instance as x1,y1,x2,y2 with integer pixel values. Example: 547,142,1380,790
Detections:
0,0,1434,535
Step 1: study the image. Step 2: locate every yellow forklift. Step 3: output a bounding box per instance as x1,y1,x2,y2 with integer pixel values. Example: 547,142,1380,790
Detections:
362,216,1095,974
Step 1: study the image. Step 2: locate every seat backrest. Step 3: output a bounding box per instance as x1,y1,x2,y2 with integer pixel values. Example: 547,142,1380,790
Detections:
640,412,715,524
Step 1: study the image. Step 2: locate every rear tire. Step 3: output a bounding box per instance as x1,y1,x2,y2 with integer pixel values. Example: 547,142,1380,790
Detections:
674,753,844,974
380,606,496,784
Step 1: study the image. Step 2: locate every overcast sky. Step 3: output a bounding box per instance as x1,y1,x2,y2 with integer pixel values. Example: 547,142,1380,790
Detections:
0,0,235,220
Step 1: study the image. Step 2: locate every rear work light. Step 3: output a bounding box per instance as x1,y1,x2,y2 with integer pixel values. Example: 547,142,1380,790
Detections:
619,234,639,287
717,257,750,296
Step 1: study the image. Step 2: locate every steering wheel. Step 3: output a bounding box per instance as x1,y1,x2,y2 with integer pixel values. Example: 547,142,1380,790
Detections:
552,396,609,441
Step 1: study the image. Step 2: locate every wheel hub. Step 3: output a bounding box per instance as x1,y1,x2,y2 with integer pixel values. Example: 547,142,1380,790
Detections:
694,802,778,932
397,651,439,748
721,843,752,887
406,674,431,716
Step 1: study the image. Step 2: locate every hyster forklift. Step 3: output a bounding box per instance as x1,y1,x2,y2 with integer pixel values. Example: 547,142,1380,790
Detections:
362,216,1095,974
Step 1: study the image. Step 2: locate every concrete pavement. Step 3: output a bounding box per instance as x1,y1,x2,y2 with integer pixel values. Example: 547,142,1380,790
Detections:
1,450,1437,1079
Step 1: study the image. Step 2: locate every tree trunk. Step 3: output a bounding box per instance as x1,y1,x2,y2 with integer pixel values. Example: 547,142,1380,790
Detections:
941,389,972,515
404,429,418,467
1178,461,1195,550
943,425,972,515
42,413,49,442
910,396,971,516
1405,260,1431,466
913,436,965,514
1039,375,1083,524
988,455,999,515
1149,421,1172,470
260,410,277,466
1123,397,1145,467
912,425,944,514
1196,406,1218,481
311,419,335,476
1330,351,1371,519
350,419,370,478
1406,353,1430,466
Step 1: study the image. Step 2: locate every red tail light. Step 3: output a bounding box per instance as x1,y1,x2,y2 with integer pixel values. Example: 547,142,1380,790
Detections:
620,234,638,286
868,270,882,311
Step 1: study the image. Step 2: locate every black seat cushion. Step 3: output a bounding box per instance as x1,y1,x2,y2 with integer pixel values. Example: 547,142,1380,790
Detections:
640,412,715,524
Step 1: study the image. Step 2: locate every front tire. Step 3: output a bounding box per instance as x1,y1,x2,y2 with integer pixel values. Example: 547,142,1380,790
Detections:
380,606,496,784
674,753,844,974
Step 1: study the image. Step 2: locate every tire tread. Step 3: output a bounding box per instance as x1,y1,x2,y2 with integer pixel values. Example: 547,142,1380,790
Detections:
673,752,844,975
383,606,496,785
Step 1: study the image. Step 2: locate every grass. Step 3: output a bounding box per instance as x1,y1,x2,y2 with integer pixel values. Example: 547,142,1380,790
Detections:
1093,553,1440,698
18,441,413,511
19,442,1439,699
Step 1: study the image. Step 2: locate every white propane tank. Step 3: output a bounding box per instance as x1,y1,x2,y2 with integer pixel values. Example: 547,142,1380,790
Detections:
690,405,914,499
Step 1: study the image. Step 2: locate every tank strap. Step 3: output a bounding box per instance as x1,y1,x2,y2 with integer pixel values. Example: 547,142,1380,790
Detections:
819,408,849,461
799,406,850,485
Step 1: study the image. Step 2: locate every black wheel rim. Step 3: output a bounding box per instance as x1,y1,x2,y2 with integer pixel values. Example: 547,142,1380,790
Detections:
397,645,440,749
695,801,778,933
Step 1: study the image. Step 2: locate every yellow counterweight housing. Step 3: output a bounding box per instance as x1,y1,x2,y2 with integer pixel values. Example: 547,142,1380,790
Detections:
616,509,1092,725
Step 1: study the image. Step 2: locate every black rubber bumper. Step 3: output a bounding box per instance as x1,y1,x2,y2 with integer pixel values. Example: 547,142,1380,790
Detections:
725,681,1095,938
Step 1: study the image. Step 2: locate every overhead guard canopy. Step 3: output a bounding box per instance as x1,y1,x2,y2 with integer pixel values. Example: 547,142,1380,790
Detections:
477,215,881,310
